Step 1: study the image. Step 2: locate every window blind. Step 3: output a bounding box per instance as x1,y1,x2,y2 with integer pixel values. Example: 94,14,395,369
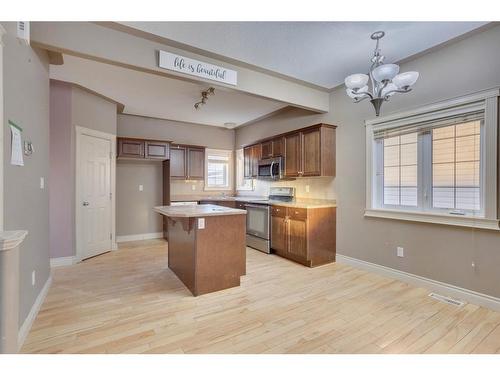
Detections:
373,111,484,140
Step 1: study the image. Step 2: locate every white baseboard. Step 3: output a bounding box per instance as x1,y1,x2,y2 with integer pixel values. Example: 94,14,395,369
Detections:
18,275,52,351
116,232,163,243
336,254,500,312
50,256,76,268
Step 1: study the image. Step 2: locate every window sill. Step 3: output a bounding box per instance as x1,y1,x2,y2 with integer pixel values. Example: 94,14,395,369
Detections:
364,208,500,230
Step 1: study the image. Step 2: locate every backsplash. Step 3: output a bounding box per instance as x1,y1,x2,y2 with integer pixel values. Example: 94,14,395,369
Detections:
170,180,235,197
238,177,336,200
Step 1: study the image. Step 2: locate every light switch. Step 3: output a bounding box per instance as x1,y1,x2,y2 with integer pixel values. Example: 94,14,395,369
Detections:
191,184,196,191
305,185,310,193
139,185,144,192
198,218,205,229
40,177,44,189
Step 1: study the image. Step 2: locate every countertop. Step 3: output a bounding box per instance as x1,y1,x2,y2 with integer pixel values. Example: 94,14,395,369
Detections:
155,204,247,218
170,195,336,209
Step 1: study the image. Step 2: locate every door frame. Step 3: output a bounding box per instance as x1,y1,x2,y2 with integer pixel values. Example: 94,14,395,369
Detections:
75,126,117,262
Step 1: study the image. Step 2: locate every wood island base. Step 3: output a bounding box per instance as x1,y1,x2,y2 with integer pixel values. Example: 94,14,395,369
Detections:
166,214,246,296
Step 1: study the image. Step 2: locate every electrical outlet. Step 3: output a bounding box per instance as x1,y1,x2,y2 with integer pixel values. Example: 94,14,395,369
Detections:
198,218,205,229
397,246,404,257
40,177,44,189
191,184,196,191
32,270,36,286
139,184,144,192
305,185,310,193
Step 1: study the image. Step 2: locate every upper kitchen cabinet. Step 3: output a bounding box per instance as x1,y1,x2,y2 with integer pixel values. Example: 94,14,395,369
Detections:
170,145,187,179
251,144,261,177
243,144,261,178
261,137,284,159
272,137,284,157
284,132,302,177
284,124,336,178
145,140,170,160
187,147,205,179
243,124,335,179
170,144,205,180
117,137,170,160
261,140,273,159
118,138,145,159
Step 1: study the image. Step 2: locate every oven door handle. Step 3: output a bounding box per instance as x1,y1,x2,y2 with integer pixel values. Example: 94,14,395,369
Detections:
270,161,275,179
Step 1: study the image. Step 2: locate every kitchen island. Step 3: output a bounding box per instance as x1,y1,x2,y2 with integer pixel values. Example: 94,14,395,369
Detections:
154,204,247,296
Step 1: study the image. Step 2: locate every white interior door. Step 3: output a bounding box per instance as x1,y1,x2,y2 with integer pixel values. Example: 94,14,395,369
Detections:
79,134,112,260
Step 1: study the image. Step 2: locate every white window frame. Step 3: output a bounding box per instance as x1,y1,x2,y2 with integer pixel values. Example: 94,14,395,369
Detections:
365,88,500,230
235,148,253,191
204,148,233,191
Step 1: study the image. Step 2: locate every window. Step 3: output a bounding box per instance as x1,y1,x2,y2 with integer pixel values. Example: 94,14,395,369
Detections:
375,117,484,216
205,149,232,190
366,89,499,230
236,149,253,191
383,133,418,207
432,122,481,211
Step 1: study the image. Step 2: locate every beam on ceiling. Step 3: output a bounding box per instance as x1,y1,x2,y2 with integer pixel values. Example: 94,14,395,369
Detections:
30,22,329,113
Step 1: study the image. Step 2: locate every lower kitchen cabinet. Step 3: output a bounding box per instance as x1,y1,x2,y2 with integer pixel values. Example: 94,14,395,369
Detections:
271,205,336,267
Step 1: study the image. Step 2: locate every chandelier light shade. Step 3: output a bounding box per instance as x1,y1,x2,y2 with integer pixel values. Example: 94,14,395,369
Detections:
344,74,369,90
393,71,420,89
371,63,399,82
344,31,419,116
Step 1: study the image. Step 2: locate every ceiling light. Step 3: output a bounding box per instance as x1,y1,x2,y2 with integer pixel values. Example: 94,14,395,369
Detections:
344,31,419,116
194,87,215,110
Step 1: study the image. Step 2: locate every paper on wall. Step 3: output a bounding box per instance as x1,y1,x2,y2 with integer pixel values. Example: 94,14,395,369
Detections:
9,120,24,166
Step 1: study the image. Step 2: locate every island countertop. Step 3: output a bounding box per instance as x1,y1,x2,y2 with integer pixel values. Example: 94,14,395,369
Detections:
154,204,247,218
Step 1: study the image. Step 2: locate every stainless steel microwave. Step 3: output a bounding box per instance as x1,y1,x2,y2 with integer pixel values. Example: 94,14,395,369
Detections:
258,157,284,180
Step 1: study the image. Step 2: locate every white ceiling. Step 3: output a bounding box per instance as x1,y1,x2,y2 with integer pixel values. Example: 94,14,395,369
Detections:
120,22,488,88
50,55,286,128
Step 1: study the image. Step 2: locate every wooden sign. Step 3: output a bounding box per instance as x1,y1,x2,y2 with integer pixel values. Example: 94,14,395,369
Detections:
159,50,238,86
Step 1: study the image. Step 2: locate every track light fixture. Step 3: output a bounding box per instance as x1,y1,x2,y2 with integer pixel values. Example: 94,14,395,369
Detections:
194,87,215,109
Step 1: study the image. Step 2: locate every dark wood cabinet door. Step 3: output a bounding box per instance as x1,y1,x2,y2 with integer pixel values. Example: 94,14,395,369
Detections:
272,137,284,157
271,215,287,254
251,144,261,177
302,129,321,176
187,148,204,180
118,138,145,158
243,147,252,178
284,132,301,177
287,218,307,259
170,146,187,179
145,141,170,160
261,141,273,159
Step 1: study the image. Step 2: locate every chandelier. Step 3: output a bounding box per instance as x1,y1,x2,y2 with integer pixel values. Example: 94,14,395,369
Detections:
344,31,419,116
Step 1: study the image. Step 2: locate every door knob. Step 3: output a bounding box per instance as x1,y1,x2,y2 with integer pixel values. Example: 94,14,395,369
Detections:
82,201,90,206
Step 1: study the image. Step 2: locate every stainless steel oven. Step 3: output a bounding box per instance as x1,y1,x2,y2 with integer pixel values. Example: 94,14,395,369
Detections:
258,157,284,180
245,203,271,253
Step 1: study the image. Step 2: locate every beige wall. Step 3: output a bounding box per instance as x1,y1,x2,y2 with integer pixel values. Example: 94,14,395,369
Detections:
116,160,163,236
235,25,500,298
49,81,75,258
49,81,117,258
118,114,234,149
116,114,236,236
2,22,51,327
72,86,117,135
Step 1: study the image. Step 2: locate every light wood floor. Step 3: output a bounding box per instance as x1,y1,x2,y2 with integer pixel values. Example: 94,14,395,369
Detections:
22,239,500,354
